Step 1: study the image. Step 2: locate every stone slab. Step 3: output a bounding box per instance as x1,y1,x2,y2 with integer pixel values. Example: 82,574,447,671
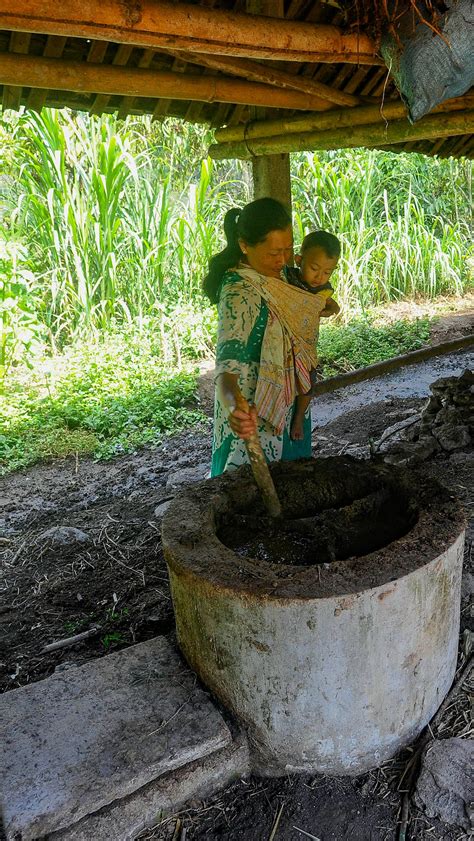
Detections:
50,729,250,841
0,636,232,840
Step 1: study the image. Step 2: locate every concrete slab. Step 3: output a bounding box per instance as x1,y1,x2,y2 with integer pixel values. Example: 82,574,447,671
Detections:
0,636,232,840
50,729,250,841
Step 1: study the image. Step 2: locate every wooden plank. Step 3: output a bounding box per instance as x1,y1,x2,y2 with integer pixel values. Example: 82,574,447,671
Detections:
209,110,474,159
2,31,30,111
0,51,337,111
0,0,382,64
26,35,67,111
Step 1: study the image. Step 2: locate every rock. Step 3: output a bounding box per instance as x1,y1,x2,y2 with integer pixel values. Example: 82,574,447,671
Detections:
415,738,474,831
166,462,209,492
376,415,421,451
382,436,439,466
460,368,474,385
434,406,463,426
461,572,474,599
433,424,471,452
154,500,172,519
449,451,474,464
37,526,91,546
430,376,460,394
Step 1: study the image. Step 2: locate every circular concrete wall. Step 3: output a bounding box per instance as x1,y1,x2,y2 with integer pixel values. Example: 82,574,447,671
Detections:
162,457,465,776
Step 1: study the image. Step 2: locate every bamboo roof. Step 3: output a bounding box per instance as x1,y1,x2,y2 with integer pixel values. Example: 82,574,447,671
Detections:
0,0,473,160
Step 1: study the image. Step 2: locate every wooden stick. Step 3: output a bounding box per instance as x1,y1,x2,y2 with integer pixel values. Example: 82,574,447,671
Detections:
41,627,101,653
209,110,474,158
0,52,334,113
0,0,382,64
214,94,474,143
245,432,282,519
170,51,361,108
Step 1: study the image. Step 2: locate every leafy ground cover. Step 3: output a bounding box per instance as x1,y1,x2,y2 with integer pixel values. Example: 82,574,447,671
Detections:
0,330,203,473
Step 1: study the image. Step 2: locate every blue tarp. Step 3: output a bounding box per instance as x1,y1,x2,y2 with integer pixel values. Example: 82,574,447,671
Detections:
382,0,474,122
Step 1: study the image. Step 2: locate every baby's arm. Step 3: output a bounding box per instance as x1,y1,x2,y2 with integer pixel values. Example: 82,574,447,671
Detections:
320,297,340,317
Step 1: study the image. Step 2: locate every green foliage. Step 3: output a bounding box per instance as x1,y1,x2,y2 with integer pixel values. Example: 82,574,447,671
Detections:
0,240,45,385
317,315,432,377
292,148,473,313
0,330,204,473
3,109,247,346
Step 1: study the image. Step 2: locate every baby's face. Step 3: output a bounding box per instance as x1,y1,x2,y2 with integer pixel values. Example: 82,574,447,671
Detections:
299,246,338,288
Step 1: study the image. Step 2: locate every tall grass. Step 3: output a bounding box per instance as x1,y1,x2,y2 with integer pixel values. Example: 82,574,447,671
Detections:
292,148,472,315
0,109,472,364
2,110,247,347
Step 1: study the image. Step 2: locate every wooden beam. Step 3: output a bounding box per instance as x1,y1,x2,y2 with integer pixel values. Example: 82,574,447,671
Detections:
214,94,474,144
209,110,474,159
0,0,382,64
171,51,361,108
0,51,336,111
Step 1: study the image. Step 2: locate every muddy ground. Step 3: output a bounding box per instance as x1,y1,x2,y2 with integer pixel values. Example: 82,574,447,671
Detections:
0,315,472,841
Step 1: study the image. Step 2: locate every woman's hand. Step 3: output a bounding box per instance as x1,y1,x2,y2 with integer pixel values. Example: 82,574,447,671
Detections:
217,373,258,440
229,396,258,440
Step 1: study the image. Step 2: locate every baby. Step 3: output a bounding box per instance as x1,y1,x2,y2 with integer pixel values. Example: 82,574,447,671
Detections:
286,231,341,440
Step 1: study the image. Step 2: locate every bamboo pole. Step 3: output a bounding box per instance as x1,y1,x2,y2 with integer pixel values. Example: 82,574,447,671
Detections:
173,51,361,108
214,94,474,143
0,0,382,64
209,110,474,159
311,335,474,398
0,52,334,112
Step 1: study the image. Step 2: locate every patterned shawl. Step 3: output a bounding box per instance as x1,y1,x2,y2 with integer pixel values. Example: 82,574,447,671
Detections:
236,267,332,434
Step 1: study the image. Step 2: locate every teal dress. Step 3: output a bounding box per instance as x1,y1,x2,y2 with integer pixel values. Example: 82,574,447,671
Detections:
211,270,311,477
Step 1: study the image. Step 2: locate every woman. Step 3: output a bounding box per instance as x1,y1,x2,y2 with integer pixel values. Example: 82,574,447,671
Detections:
203,197,313,477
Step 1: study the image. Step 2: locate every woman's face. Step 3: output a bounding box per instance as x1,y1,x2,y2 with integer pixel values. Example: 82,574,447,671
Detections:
239,226,293,278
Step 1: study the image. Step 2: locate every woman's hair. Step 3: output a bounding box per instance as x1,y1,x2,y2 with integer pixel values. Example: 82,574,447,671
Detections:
203,197,291,303
301,230,341,259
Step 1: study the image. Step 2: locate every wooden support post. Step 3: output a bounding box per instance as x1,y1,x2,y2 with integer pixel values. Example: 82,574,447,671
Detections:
247,0,291,212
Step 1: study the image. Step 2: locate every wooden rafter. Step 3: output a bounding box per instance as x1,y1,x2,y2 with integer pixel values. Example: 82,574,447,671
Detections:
0,52,337,112
210,109,474,158
214,94,474,143
170,51,361,108
0,0,382,64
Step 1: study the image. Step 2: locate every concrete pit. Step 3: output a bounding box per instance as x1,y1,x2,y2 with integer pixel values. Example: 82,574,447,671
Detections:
162,457,465,776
